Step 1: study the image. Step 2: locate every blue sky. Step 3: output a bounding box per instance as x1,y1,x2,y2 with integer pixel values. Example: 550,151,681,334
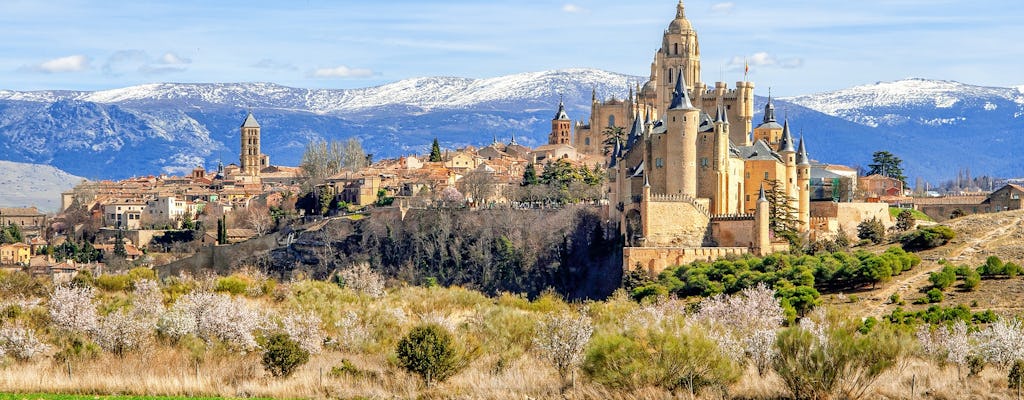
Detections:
2,0,1022,96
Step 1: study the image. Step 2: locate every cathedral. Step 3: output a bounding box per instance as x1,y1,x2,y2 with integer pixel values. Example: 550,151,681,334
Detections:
553,1,813,273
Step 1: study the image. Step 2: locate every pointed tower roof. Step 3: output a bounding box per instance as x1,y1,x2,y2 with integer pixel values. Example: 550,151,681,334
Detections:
643,171,650,188
510,131,518,146
757,183,767,202
796,134,810,166
554,97,570,120
644,107,652,126
241,112,260,128
778,118,795,153
668,69,696,110
762,91,776,124
628,111,644,141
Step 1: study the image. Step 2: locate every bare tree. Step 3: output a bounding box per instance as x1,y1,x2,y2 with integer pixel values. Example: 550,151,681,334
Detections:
456,170,496,206
245,205,273,236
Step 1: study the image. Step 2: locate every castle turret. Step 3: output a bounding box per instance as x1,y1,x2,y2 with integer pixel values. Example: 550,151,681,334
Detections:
712,105,730,213
240,112,262,177
665,69,700,197
549,97,572,145
753,92,783,145
754,184,771,255
656,0,701,113
778,119,798,218
796,134,811,232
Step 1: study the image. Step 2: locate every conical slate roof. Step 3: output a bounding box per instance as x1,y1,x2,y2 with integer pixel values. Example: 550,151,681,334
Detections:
778,119,795,153
241,112,260,128
668,69,696,110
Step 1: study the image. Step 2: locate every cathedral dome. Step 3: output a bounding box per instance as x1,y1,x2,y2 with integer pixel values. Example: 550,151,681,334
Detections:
668,1,692,32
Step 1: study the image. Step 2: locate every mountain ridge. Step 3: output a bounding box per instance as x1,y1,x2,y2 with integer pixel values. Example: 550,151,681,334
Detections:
0,69,1021,184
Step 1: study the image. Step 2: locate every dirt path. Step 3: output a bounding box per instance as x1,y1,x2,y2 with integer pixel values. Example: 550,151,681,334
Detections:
859,215,1024,318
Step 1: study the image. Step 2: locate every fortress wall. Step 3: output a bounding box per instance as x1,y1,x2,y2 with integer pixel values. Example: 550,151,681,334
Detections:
811,202,891,234
644,200,709,247
624,246,750,276
710,218,754,248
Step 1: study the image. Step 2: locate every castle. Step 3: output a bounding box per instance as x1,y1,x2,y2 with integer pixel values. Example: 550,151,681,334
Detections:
550,1,817,273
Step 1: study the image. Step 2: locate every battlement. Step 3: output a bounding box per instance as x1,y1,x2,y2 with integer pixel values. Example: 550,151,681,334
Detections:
710,213,754,221
649,193,709,216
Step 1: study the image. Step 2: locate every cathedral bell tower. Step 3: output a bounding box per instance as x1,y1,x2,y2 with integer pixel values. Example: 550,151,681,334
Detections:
655,0,701,114
240,112,262,177
549,98,572,145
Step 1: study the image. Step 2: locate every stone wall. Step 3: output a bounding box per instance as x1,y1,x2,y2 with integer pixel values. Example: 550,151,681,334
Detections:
644,199,709,247
624,246,750,275
810,201,891,234
710,217,754,247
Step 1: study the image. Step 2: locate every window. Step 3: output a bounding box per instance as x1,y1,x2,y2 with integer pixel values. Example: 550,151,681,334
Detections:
701,158,709,167
584,137,590,146
655,158,664,168
608,115,616,127
764,172,769,179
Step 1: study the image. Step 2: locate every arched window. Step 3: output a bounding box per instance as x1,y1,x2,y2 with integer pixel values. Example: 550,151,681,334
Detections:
674,43,678,55
668,68,673,83
584,137,590,146
608,115,616,127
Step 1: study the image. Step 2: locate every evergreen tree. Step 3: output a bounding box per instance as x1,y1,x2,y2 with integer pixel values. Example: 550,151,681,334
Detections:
857,217,886,244
867,151,907,186
429,138,442,162
895,209,915,231
217,216,228,245
764,179,800,238
113,229,127,258
522,163,539,186
601,126,626,155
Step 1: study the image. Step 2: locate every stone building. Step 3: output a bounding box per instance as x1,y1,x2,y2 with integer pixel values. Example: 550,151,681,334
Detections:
239,112,270,177
597,1,816,274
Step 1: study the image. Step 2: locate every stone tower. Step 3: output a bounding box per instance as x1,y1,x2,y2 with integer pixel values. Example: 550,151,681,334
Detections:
654,0,701,114
778,118,798,217
240,112,261,177
664,69,700,197
755,184,770,255
796,135,811,231
549,98,572,145
753,94,784,144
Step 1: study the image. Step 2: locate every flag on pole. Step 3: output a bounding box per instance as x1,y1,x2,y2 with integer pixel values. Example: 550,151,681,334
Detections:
744,58,749,81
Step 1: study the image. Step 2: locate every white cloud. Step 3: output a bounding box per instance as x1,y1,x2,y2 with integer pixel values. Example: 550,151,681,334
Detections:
562,4,586,13
710,2,734,13
311,65,374,78
27,55,90,73
252,58,297,71
730,52,804,70
158,52,191,65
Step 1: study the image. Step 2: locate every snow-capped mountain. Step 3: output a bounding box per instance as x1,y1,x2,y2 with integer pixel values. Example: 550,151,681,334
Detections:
781,78,1024,181
0,70,1021,185
0,160,83,211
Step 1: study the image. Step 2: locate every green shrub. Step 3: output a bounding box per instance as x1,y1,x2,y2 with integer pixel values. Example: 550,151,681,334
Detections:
583,333,648,389
215,275,249,295
928,267,957,290
396,323,462,386
261,333,310,378
899,225,955,250
962,270,981,291
857,217,886,244
774,317,905,400
1009,360,1024,392
94,274,131,292
925,288,943,303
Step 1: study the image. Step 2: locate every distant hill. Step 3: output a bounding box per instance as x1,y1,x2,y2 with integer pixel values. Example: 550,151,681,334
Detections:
0,70,1021,183
0,160,83,212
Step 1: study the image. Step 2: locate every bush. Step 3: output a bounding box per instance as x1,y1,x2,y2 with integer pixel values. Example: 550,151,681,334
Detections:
214,275,249,295
857,217,886,244
926,288,943,303
774,316,905,400
899,225,955,251
396,323,462,386
1009,360,1024,392
928,266,957,290
895,209,915,231
962,270,981,291
261,333,310,378
94,274,131,292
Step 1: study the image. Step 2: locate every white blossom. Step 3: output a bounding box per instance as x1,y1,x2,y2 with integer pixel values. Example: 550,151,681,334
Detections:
624,296,687,328
534,311,594,382
49,285,99,334
0,323,50,361
335,310,369,350
157,291,263,351
94,310,151,355
131,279,164,321
693,283,784,370
338,262,385,298
973,318,1024,369
282,311,325,354
419,311,457,333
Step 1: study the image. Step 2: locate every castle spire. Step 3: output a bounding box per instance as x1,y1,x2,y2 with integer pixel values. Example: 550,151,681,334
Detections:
554,96,570,120
762,89,776,124
778,118,795,153
510,131,517,146
796,134,810,166
668,69,695,110
757,183,766,202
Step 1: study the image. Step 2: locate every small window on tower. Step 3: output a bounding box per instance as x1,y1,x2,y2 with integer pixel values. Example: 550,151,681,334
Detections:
764,172,769,179
584,137,590,146
656,158,664,168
